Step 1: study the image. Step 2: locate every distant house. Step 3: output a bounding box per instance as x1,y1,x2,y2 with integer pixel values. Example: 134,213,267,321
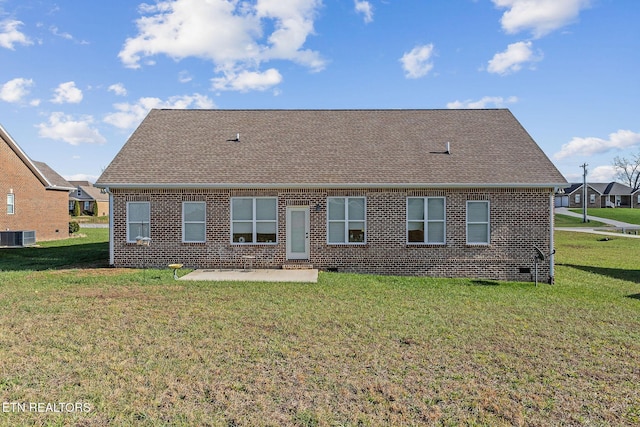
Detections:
0,124,74,242
96,109,567,283
69,181,109,217
557,182,637,208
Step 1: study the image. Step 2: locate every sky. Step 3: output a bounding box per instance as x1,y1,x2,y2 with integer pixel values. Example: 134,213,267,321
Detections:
0,0,638,185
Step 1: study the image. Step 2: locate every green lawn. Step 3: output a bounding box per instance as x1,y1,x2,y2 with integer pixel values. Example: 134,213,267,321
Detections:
554,213,607,227
0,229,638,426
569,207,640,225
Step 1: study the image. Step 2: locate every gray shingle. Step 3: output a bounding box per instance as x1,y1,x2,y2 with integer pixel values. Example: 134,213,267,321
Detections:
96,109,567,188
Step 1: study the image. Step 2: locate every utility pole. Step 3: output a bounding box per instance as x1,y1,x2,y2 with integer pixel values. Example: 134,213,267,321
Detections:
581,163,588,223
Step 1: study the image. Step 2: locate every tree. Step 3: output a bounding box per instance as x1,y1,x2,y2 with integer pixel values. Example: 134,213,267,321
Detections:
73,200,81,217
92,201,99,217
613,152,640,192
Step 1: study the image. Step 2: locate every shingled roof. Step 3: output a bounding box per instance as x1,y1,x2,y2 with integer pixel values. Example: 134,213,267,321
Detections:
96,109,567,189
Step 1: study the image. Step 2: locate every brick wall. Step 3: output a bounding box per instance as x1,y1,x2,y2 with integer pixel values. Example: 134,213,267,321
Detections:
0,140,69,241
109,187,554,282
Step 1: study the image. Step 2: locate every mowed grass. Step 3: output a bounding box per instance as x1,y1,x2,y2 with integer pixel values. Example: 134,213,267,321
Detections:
554,213,607,227
0,230,638,426
569,207,640,225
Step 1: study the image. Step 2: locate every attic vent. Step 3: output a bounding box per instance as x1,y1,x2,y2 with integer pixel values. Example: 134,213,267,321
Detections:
429,142,452,155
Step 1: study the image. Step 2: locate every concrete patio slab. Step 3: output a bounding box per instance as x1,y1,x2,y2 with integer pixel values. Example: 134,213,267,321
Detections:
178,268,318,283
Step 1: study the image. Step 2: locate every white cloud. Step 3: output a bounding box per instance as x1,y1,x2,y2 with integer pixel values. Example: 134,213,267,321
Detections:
554,130,640,160
0,19,31,49
400,44,435,79
50,26,72,40
212,68,282,92
51,81,83,104
588,165,617,182
0,77,34,103
446,96,518,109
487,41,541,75
108,83,128,96
178,70,192,83
355,1,374,23
104,93,215,130
492,0,590,38
37,112,107,145
65,173,100,183
118,0,324,92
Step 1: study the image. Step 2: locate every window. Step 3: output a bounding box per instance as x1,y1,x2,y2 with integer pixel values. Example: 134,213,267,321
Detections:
183,202,206,243
589,194,596,204
231,197,277,244
407,197,446,244
467,201,490,245
7,194,14,215
83,201,91,211
127,202,150,243
575,194,580,204
328,197,366,244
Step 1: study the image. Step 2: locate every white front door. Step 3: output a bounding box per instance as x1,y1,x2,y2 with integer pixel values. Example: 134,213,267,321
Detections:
286,206,310,260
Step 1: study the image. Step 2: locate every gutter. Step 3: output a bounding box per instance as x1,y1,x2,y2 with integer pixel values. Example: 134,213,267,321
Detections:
95,182,568,190
102,187,114,266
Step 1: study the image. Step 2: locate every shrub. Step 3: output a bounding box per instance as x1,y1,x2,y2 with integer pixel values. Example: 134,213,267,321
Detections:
73,200,81,217
69,221,80,234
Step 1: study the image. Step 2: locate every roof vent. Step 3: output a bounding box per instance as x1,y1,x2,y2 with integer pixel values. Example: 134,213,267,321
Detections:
227,133,240,142
446,141,451,154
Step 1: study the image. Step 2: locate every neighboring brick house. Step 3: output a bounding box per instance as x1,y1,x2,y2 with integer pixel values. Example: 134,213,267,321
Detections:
558,182,636,208
96,109,567,283
69,181,110,217
1,124,74,242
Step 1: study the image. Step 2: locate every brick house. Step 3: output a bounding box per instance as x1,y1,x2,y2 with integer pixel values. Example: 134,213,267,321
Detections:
69,181,110,217
96,109,567,283
1,124,74,242
558,182,637,208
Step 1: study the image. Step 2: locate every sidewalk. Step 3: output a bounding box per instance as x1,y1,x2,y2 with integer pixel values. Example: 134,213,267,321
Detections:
555,207,640,239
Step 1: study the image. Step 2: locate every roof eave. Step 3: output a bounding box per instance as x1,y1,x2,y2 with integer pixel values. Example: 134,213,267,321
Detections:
95,182,567,190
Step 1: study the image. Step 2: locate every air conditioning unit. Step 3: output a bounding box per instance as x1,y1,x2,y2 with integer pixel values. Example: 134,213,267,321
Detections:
0,230,36,247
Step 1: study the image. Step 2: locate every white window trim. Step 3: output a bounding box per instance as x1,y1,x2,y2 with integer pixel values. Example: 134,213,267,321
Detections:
7,193,14,215
126,201,150,243
327,196,367,245
589,194,596,204
230,197,278,245
182,201,206,243
406,197,446,245
466,200,490,245
575,193,580,203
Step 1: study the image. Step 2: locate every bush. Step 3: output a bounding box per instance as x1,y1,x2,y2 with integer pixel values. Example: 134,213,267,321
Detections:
73,201,81,217
69,221,80,234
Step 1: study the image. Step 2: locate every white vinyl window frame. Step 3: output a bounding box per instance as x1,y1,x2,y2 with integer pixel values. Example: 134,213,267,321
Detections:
327,197,366,244
182,201,206,243
126,201,150,243
407,197,446,244
466,200,490,245
574,193,580,204
7,193,14,215
230,197,277,244
589,194,596,204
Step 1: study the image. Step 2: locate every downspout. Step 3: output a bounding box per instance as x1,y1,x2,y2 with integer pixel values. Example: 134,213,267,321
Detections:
105,187,114,266
549,190,555,284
